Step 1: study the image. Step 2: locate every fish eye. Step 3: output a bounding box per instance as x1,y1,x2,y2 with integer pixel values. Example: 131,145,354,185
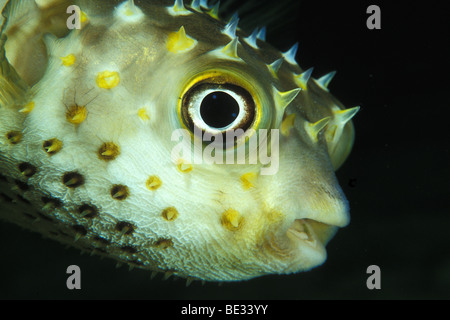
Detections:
200,91,240,129
181,82,256,138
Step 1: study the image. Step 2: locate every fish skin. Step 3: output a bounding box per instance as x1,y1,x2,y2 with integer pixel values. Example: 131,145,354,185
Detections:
0,0,358,281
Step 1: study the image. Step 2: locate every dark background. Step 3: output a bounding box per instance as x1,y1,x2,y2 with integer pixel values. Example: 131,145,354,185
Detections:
0,0,448,299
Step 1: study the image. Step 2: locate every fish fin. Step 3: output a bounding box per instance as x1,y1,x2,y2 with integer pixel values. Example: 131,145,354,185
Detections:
1,0,71,86
0,33,28,107
1,0,36,23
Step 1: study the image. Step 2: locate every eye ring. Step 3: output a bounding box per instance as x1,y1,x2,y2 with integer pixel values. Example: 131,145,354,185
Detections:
181,79,257,142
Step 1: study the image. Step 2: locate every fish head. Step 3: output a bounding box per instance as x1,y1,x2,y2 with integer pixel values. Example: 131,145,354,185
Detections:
0,0,359,281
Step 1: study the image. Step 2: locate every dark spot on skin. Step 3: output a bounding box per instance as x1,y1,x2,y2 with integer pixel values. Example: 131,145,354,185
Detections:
72,224,87,236
18,162,37,178
115,221,135,235
62,172,85,188
41,196,63,209
110,185,129,200
6,131,22,144
98,142,120,161
78,204,98,218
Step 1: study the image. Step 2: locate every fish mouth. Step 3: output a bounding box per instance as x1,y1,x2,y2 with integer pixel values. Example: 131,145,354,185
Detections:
284,200,349,254
286,218,337,249
286,219,320,247
277,218,340,271
264,195,349,274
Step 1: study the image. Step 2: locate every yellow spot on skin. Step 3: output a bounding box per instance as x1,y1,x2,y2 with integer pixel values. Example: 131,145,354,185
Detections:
19,163,36,177
43,138,63,155
281,113,296,136
241,172,257,190
66,104,87,125
177,160,192,173
80,11,88,24
60,54,76,67
138,108,150,121
162,207,179,221
6,131,23,144
221,209,243,231
146,176,162,191
98,142,120,161
19,101,35,114
96,71,120,89
167,26,196,53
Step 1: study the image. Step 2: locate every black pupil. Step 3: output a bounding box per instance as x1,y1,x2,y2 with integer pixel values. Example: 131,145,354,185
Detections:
200,91,240,128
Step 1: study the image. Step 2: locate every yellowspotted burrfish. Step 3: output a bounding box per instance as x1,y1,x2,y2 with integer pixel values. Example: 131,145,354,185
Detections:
0,0,359,282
